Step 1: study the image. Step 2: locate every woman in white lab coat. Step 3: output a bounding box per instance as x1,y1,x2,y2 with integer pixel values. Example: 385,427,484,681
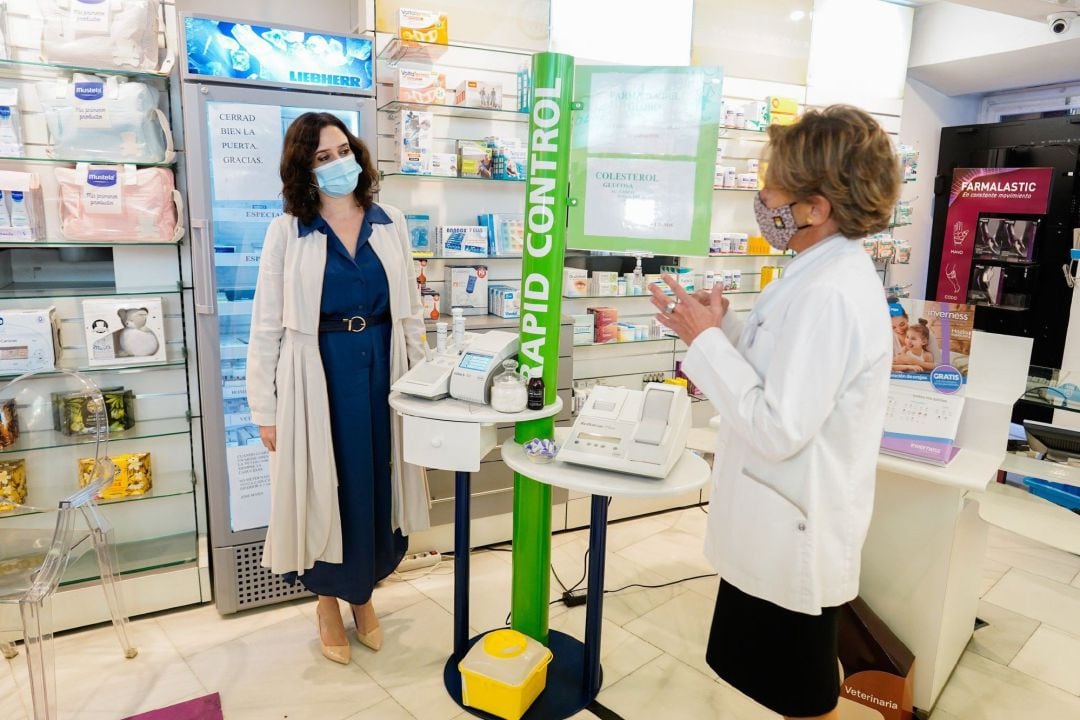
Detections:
651,106,899,720
247,113,430,665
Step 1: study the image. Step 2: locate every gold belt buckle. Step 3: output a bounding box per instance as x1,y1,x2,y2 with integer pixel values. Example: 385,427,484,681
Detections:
346,315,367,333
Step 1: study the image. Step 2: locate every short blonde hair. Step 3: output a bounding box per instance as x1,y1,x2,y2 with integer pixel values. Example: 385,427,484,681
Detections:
764,105,900,239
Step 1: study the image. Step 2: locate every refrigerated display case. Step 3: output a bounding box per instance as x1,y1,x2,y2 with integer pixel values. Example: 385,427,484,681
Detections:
179,15,376,613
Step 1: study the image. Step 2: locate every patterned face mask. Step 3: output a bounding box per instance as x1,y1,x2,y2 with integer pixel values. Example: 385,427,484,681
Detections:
754,192,811,251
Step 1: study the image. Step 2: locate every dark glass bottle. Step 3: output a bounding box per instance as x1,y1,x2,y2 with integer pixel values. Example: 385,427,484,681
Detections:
527,368,545,411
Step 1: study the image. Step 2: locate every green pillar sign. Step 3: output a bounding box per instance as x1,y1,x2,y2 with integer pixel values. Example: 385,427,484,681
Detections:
511,52,575,644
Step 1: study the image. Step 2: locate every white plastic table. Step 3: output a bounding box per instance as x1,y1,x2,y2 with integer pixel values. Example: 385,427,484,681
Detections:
501,427,711,702
388,392,563,704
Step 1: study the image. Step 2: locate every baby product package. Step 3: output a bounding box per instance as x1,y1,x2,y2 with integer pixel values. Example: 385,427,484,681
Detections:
82,297,167,366
395,68,447,105
445,266,489,315
55,165,181,242
78,452,152,499
37,74,173,164
398,7,449,44
406,213,432,256
0,170,47,242
42,0,162,72
393,109,432,175
0,87,24,156
0,307,60,374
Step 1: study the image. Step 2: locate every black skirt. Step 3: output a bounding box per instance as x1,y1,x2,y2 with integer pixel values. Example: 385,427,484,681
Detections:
706,580,840,718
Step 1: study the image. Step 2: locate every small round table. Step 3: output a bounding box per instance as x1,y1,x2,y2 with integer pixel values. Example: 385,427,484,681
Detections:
499,427,711,716
387,393,563,706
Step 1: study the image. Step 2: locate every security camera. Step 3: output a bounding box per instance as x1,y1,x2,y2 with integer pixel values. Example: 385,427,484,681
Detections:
1048,12,1077,34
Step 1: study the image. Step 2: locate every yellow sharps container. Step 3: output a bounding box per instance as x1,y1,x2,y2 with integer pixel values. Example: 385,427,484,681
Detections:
458,629,553,720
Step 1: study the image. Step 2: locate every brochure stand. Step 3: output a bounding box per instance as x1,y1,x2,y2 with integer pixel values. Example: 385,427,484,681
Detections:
860,330,1033,711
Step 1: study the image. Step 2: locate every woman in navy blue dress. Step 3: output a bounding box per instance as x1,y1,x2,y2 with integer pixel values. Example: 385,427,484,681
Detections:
254,113,410,664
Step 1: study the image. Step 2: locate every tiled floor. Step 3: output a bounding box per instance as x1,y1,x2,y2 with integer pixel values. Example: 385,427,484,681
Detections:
3,509,1080,720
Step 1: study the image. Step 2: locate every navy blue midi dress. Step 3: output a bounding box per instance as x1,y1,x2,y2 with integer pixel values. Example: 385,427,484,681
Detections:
283,203,408,604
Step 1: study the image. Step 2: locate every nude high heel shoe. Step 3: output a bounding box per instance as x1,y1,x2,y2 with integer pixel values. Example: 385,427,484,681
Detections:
352,605,383,651
317,606,351,664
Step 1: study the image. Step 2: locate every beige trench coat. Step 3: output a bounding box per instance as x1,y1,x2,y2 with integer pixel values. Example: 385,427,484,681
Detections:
246,203,431,577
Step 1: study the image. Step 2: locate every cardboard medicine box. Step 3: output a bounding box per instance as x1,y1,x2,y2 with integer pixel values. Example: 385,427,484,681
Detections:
398,7,448,44
445,266,489,315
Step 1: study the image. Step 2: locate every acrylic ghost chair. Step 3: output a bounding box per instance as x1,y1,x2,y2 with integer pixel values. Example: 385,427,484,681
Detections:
0,369,137,720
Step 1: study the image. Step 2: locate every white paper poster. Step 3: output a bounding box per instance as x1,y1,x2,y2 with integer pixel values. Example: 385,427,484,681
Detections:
585,71,705,157
226,443,271,532
208,103,282,202
583,157,696,241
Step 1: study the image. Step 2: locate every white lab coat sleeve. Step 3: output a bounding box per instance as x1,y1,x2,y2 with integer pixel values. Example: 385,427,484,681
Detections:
246,219,286,427
391,206,428,367
682,286,862,464
719,305,744,345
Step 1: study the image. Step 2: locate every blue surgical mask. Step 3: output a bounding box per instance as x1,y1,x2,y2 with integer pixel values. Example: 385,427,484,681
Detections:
313,155,362,198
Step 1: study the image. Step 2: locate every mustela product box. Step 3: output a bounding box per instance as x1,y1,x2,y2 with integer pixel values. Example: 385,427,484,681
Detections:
0,307,60,373
445,266,489,315
82,297,167,366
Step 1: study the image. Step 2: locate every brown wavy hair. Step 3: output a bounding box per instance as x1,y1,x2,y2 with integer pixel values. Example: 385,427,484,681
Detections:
764,105,900,239
280,112,379,225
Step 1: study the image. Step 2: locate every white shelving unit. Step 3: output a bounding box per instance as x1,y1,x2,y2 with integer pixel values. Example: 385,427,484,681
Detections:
0,1,208,632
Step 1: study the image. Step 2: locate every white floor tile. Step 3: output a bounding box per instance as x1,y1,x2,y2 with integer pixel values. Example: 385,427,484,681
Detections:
155,599,304,658
615,526,715,585
405,552,521,635
935,650,1080,720
969,600,1040,666
983,568,1080,637
980,558,1010,597
1009,625,1080,695
554,535,689,627
1072,571,1080,590
606,513,678,552
8,618,207,719
986,527,1080,584
624,589,716,678
928,709,963,720
351,599,462,720
346,697,417,720
0,656,28,720
184,613,387,720
295,577,430,628
670,506,710,538
596,653,777,720
548,606,664,687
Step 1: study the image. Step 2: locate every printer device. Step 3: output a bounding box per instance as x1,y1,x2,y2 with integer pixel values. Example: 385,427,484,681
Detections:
557,383,691,478
448,330,518,404
393,330,519,404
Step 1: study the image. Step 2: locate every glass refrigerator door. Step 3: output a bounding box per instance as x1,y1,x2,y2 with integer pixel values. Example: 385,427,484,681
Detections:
205,102,361,533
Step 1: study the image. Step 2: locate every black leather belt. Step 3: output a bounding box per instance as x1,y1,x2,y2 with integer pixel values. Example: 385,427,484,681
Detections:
318,312,390,333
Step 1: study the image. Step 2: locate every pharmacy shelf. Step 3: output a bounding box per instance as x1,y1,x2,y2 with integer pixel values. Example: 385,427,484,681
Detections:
0,478,196,521
0,153,175,168
565,289,761,300
0,239,183,248
0,57,170,81
718,127,769,140
0,417,192,455
379,99,528,123
712,187,759,192
575,336,678,349
0,283,183,300
377,36,532,70
61,531,198,587
702,253,793,259
0,350,188,382
380,170,525,185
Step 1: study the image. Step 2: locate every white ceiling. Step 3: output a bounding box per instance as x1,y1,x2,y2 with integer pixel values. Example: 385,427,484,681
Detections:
929,0,1080,21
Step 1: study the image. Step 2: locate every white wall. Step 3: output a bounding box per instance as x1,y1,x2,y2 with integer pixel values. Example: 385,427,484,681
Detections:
892,78,982,300
175,0,360,32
